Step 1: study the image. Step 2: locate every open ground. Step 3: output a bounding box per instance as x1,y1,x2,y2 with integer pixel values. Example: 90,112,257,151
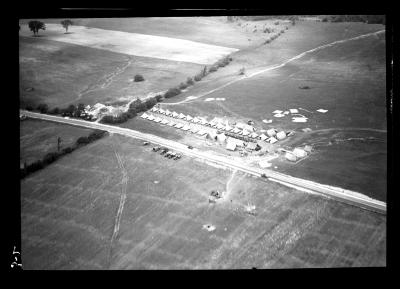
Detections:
21,134,386,269
20,118,95,166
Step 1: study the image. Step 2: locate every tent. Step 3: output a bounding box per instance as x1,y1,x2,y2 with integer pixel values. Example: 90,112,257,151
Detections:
147,114,155,121
179,113,186,119
236,122,246,129
232,128,241,134
243,125,255,132
250,132,259,138
171,111,179,118
259,133,268,141
186,115,193,121
158,108,165,114
226,141,237,151
165,109,171,116
175,123,183,129
276,131,287,140
246,142,258,151
217,133,227,144
182,124,191,131
167,121,175,127
216,123,225,130
151,107,159,112
200,119,208,125
266,129,277,137
293,148,307,158
207,130,218,140
269,137,278,144
285,152,297,162
225,125,233,132
190,127,199,133
141,113,149,119
242,130,250,136
161,119,169,125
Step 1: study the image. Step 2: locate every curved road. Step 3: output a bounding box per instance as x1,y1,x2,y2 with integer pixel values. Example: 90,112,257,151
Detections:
22,110,386,214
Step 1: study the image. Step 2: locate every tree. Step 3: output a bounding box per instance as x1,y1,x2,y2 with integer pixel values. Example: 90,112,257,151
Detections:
61,20,73,33
28,20,45,36
37,103,49,113
145,97,157,109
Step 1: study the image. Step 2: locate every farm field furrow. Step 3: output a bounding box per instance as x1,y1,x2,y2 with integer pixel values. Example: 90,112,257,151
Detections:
21,134,386,269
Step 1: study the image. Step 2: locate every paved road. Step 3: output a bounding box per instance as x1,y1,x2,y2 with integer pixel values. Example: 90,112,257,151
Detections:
22,110,386,214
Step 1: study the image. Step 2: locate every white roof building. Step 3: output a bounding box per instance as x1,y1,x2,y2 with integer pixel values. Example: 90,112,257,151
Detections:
217,133,227,144
226,141,237,151
285,152,297,162
276,131,287,140
293,148,307,158
259,159,272,168
266,129,277,137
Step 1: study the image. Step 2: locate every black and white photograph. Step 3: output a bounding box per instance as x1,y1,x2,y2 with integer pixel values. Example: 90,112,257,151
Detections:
15,11,390,270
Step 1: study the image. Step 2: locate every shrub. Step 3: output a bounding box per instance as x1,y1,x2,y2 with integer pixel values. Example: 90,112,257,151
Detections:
280,29,285,33
239,67,245,75
186,77,194,86
179,82,188,90
155,94,163,102
194,74,203,81
286,26,288,30
37,103,49,113
164,87,181,98
88,130,106,141
129,98,147,112
209,66,218,73
134,74,145,82
43,152,59,165
145,97,157,109
274,21,279,25
48,107,60,115
77,136,90,145
25,105,34,111
62,147,73,154
322,17,328,22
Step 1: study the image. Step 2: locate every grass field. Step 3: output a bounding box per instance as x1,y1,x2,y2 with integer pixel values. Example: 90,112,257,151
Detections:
19,36,203,108
21,134,386,269
20,118,95,166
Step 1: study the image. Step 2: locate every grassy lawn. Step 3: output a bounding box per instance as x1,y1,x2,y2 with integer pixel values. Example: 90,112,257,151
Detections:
20,118,95,166
21,134,386,269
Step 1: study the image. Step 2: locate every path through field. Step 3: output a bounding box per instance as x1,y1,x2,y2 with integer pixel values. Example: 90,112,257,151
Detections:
162,29,385,106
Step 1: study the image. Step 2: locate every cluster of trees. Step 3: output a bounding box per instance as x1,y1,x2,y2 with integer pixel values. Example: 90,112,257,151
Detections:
20,130,107,179
30,102,88,118
322,15,385,24
24,19,74,36
100,96,158,124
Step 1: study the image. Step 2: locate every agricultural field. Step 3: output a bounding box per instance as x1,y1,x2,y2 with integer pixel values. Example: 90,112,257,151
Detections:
20,17,285,109
21,134,386,269
20,118,95,166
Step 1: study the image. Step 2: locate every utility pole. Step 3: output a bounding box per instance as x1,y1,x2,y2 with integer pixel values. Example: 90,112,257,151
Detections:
57,137,62,152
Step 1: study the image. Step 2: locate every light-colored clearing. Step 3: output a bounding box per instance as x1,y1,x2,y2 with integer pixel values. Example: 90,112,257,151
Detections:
20,24,239,65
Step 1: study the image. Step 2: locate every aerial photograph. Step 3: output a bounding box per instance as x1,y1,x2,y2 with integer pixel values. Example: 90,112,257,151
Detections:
17,13,387,269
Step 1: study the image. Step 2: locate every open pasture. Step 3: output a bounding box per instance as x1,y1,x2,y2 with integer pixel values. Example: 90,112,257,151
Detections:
20,118,95,166
21,134,386,269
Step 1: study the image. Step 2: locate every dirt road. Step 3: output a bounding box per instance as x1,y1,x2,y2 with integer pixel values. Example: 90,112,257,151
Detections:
22,110,386,214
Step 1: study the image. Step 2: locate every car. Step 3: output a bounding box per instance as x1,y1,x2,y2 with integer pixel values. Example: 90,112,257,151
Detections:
153,147,161,152
188,145,194,149
143,141,150,146
160,148,169,155
261,173,267,178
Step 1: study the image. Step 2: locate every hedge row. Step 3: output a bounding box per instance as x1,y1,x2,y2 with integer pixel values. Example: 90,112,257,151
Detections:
20,130,107,179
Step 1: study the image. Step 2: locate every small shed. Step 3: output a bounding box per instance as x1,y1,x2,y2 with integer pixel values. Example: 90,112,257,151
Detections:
217,133,227,144
293,148,307,158
246,142,258,151
269,137,278,144
226,141,237,151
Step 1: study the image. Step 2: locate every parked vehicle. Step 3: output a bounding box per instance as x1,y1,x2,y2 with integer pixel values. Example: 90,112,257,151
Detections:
153,147,161,152
188,145,194,149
